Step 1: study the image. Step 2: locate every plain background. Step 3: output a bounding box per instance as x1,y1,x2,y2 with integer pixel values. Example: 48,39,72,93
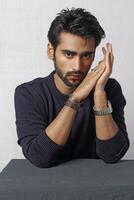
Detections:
0,0,134,172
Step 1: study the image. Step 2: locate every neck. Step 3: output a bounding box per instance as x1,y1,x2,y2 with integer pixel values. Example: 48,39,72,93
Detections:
54,73,75,96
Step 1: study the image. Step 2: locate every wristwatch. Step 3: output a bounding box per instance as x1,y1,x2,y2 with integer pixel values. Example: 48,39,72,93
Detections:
93,100,113,116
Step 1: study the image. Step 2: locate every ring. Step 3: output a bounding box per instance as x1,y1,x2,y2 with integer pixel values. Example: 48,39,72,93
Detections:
91,69,98,73
94,69,98,73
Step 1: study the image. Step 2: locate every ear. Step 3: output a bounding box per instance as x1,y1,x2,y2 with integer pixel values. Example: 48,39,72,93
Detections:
47,43,54,60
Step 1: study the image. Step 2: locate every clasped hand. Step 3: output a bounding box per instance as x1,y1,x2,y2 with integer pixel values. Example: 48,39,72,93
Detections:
72,43,114,103
93,43,114,92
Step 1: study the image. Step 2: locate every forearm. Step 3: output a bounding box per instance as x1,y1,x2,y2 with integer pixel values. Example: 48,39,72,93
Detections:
21,105,77,168
93,90,118,140
45,104,77,145
93,89,129,163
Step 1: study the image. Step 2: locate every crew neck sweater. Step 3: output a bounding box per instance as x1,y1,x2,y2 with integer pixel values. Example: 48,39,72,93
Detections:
14,71,129,168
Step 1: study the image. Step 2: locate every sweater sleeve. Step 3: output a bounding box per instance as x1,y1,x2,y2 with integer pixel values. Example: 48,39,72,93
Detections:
14,84,64,168
95,79,130,163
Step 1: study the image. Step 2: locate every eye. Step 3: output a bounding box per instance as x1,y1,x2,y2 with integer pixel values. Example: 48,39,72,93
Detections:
64,51,74,58
82,53,93,59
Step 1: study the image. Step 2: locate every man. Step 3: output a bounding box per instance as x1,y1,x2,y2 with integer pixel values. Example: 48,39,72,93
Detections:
14,8,129,168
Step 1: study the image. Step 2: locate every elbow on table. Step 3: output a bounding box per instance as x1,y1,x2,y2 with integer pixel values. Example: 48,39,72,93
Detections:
30,160,56,168
27,156,58,168
101,156,121,164
22,149,58,168
97,142,130,164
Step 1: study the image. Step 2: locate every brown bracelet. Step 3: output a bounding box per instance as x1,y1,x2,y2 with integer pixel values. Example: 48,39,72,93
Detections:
64,95,80,111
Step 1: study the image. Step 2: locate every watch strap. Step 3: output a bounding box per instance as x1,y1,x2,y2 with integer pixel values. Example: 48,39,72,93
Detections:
93,100,113,116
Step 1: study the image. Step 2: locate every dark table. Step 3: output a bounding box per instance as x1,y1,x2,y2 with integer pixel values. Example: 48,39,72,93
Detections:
0,159,134,200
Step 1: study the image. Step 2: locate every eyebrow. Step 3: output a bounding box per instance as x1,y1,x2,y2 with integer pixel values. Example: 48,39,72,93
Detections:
61,49,94,56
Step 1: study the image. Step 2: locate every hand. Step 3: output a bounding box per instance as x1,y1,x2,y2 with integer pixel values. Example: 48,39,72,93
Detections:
71,64,106,103
94,43,114,93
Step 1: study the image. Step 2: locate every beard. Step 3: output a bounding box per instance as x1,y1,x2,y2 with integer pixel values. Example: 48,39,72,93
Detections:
53,58,89,88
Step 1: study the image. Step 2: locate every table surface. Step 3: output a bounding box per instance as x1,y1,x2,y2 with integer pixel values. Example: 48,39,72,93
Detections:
0,159,134,200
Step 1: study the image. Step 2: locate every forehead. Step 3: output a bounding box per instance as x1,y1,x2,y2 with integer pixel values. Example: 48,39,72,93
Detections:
57,32,95,51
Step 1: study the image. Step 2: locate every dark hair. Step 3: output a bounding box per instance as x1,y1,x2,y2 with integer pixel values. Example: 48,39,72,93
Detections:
47,8,105,50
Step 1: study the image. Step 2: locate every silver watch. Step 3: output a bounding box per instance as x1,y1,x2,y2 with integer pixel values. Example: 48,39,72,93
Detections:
93,100,113,116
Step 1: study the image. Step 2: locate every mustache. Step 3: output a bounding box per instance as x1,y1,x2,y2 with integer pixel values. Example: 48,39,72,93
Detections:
67,71,84,76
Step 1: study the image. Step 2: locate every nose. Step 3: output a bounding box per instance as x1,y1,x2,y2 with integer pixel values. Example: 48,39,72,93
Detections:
72,57,81,71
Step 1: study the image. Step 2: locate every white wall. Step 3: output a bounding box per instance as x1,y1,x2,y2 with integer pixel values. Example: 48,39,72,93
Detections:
0,0,134,172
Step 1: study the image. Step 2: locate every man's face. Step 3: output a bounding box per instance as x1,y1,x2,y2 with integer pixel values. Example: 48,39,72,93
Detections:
52,32,95,88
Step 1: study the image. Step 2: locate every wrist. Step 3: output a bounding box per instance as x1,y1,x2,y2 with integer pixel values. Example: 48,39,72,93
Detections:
64,94,80,111
93,90,107,109
93,88,105,97
69,93,81,103
93,89,106,101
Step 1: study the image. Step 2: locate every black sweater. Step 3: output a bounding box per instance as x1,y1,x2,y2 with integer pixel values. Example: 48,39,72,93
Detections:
14,71,129,168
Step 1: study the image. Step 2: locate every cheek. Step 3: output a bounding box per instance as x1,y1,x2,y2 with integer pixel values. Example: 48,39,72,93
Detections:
56,56,73,69
82,59,93,70
55,55,65,68
55,52,67,65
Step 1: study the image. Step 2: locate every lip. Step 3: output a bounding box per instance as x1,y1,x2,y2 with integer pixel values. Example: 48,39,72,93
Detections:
69,74,82,80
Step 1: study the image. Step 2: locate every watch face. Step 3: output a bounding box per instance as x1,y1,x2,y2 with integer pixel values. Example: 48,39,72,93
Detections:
94,100,112,116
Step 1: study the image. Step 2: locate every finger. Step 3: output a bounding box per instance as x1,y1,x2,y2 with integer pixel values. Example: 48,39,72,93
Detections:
109,44,114,66
106,43,113,62
102,47,107,62
108,52,112,68
94,65,106,77
98,60,105,67
106,43,114,67
91,62,104,72
111,55,114,66
91,64,106,75
105,53,113,76
102,47,107,55
105,51,111,68
109,43,113,54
